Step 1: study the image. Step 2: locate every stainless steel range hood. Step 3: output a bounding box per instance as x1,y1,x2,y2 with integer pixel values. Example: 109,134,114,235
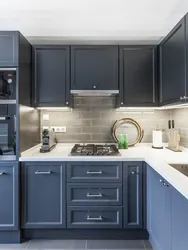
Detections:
70,90,119,96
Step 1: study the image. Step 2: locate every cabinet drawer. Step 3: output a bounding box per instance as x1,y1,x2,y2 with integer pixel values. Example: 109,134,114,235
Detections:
67,206,122,228
67,183,122,206
67,162,122,182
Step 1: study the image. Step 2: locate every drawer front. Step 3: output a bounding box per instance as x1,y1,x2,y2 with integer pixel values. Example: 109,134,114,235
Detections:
67,162,122,182
67,183,122,206
67,206,122,228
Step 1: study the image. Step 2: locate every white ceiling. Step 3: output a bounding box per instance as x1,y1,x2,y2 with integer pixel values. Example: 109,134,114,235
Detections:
0,0,188,44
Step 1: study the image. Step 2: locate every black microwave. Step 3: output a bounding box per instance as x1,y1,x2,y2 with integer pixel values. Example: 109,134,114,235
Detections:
0,68,16,101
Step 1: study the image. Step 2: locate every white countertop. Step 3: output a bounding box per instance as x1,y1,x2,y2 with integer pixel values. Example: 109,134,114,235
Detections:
20,143,188,200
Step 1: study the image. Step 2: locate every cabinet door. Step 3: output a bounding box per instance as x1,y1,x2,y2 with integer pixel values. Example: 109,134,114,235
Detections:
160,17,186,105
71,46,118,90
123,162,144,228
147,166,171,250
22,163,66,228
33,46,70,107
0,163,19,230
119,46,157,107
0,31,19,67
171,187,188,250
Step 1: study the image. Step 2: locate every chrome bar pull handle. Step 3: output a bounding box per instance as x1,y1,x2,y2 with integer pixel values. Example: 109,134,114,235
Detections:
87,216,102,221
35,171,51,175
87,193,102,197
87,171,103,174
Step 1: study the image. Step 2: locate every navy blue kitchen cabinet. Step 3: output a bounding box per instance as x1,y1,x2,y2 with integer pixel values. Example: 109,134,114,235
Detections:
0,31,19,67
119,46,158,107
0,163,19,230
123,162,145,229
22,163,66,228
147,166,171,250
71,45,118,91
67,162,122,182
171,186,188,250
67,206,123,229
32,46,70,107
159,16,186,105
67,183,122,206
0,31,31,67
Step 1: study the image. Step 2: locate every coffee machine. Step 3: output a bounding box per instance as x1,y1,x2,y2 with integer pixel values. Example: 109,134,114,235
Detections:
40,128,56,153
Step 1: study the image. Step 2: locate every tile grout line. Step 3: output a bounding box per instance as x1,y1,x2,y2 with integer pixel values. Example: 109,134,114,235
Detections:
142,240,147,250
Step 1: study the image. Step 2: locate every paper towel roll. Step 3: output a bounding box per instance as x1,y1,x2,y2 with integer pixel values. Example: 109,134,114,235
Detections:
152,130,163,149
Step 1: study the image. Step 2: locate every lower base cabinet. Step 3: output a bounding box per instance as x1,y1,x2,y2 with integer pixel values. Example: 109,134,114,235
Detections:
22,163,66,228
171,186,188,250
0,163,19,231
147,165,188,250
21,161,146,231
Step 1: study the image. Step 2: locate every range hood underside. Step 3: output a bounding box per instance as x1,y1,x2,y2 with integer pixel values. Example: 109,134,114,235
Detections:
70,90,119,96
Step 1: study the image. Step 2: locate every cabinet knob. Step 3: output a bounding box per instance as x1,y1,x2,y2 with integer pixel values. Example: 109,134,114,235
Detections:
163,182,169,187
180,96,183,100
131,171,135,175
121,102,123,105
0,172,4,176
66,102,69,105
159,179,163,183
93,85,96,89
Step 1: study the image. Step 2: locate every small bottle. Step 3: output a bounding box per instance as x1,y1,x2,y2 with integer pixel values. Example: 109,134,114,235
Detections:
124,134,128,149
118,134,123,149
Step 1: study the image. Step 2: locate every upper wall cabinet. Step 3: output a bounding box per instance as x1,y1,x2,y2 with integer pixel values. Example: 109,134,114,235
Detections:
0,31,19,67
0,31,31,67
119,46,158,107
70,45,118,91
32,46,70,107
160,17,186,105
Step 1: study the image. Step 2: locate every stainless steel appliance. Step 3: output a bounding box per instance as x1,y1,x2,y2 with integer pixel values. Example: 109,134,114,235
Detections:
40,128,56,153
0,104,16,159
0,68,16,101
70,144,119,156
169,164,188,177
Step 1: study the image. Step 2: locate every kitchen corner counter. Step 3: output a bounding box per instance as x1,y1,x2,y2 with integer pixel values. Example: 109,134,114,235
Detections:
20,143,188,200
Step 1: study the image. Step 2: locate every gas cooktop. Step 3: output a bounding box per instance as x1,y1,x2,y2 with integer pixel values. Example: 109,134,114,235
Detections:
71,144,119,156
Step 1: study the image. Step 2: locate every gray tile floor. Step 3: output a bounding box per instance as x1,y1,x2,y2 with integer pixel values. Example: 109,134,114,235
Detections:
0,240,153,250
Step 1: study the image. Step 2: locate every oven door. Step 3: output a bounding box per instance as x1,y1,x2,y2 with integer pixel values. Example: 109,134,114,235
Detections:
0,114,16,159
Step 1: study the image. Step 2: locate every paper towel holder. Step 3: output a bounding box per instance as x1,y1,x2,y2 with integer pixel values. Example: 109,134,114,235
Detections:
152,129,164,149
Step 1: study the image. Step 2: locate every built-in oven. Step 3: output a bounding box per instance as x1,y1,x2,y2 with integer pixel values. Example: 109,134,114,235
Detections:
0,104,16,159
0,68,17,160
0,68,16,101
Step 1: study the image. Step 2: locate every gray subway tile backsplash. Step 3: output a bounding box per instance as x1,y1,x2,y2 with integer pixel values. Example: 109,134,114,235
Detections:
40,97,171,144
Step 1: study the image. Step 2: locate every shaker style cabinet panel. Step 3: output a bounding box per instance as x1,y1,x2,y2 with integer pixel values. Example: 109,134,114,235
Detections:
160,17,186,105
123,162,144,229
32,46,70,107
71,46,118,91
171,187,188,250
67,206,122,229
67,162,122,182
0,163,19,230
119,46,157,107
67,183,122,206
22,163,66,228
147,166,171,250
0,31,19,67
